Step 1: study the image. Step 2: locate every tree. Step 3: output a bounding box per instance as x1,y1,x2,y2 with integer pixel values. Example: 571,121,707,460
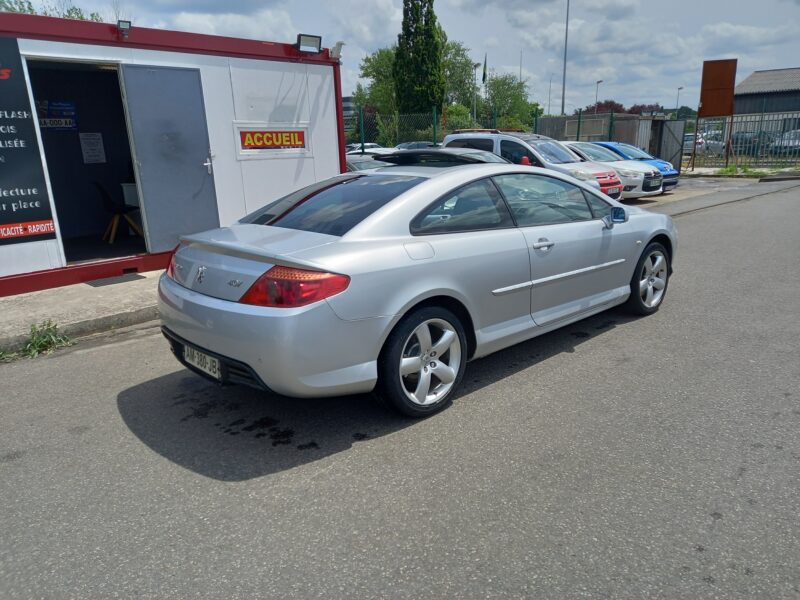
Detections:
444,103,473,130
676,105,697,120
393,0,446,113
0,0,102,21
577,100,625,114
485,73,532,124
628,103,664,115
0,0,36,13
442,40,477,108
355,47,397,115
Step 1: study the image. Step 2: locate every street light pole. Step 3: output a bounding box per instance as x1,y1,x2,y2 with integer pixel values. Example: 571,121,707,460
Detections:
675,86,684,118
547,74,553,116
560,0,570,115
595,79,603,113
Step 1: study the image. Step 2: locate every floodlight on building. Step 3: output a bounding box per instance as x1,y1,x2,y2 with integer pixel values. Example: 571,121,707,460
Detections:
296,34,322,54
117,20,132,40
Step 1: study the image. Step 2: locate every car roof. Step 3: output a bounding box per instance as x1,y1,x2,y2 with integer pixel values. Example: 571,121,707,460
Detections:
380,148,507,159
346,154,385,162
445,131,552,141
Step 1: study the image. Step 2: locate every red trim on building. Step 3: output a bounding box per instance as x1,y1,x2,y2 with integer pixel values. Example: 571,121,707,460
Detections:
0,14,348,296
332,60,347,174
0,252,170,297
0,13,338,66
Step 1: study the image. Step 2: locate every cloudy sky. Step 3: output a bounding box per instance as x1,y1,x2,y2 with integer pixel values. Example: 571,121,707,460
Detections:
70,0,799,113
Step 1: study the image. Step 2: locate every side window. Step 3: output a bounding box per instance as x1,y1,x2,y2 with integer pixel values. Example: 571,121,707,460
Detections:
445,138,494,152
583,190,612,219
500,140,537,165
493,174,593,227
411,178,514,235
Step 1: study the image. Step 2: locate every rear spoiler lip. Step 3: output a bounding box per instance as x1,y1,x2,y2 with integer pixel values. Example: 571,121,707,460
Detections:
177,236,333,272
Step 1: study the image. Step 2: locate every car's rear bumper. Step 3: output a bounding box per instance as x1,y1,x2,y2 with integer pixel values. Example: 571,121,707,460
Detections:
158,274,391,397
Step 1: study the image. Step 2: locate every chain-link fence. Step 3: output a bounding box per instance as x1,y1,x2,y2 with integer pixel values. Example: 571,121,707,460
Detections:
344,107,538,149
690,111,800,169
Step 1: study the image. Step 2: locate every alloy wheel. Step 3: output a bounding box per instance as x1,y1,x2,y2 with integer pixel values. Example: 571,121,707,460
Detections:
639,250,668,308
399,318,462,406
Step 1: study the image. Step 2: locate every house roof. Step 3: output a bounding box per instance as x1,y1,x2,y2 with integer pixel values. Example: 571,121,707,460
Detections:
735,68,800,95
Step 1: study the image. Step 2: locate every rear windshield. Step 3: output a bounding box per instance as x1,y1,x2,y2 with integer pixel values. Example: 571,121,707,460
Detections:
465,150,508,163
445,138,494,152
530,140,580,164
239,174,425,236
381,150,507,167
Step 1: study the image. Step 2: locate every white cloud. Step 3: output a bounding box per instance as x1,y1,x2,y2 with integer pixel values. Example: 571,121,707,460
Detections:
64,0,800,109
169,8,296,43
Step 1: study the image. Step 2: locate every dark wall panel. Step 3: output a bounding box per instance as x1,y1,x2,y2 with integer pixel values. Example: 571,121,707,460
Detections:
734,92,800,115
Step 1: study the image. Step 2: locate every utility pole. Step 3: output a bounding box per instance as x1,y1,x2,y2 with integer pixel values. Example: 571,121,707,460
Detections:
560,0,570,115
595,80,603,113
519,49,522,81
473,62,481,122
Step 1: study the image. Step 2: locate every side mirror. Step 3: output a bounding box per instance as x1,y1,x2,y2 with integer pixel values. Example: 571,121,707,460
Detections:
602,207,627,229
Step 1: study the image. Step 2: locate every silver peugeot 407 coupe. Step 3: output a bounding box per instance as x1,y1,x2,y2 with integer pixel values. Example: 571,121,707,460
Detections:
159,164,676,417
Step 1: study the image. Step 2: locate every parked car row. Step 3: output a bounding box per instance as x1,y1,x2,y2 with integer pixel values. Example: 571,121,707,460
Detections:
441,132,678,198
347,133,679,199
684,129,800,157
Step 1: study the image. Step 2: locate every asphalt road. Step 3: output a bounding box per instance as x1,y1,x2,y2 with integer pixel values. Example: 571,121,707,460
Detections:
2,185,799,599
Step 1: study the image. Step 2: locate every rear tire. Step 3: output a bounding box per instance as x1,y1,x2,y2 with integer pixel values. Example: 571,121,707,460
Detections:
625,242,670,315
377,306,467,418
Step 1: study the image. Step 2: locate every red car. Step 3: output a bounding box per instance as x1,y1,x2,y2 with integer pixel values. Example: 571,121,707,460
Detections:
594,170,623,199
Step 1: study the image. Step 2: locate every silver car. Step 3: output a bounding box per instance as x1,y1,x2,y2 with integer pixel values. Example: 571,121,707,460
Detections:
159,165,677,417
563,141,663,199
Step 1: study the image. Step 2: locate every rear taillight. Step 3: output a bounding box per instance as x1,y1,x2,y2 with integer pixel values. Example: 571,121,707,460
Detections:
239,266,350,307
165,244,181,280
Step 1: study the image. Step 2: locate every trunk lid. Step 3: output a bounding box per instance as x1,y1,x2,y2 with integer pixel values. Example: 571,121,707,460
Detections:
170,224,337,301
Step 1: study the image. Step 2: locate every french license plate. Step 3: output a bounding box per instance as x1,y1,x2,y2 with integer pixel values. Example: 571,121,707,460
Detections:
184,345,222,380
608,187,619,195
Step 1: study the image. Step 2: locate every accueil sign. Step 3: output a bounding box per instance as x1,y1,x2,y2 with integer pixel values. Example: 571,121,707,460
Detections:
239,129,306,150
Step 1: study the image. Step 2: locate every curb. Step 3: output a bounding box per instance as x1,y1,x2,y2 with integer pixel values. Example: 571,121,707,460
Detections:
0,305,158,353
759,174,800,182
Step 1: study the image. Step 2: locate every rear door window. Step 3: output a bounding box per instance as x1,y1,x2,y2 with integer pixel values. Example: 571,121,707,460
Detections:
411,178,514,234
445,138,494,152
240,174,424,236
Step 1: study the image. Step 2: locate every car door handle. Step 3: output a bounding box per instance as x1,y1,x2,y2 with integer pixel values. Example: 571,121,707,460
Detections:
532,239,555,250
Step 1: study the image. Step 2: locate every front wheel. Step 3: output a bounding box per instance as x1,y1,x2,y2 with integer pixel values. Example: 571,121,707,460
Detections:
625,242,670,315
377,306,467,417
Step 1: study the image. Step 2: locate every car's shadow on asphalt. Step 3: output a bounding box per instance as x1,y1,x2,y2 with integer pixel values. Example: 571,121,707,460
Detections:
117,307,638,481
622,197,660,206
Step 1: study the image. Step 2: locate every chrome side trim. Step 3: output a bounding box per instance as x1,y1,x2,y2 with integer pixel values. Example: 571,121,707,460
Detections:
491,281,534,296
531,259,626,287
491,258,626,296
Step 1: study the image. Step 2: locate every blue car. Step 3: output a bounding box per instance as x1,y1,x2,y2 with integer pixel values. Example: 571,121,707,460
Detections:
593,141,679,192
